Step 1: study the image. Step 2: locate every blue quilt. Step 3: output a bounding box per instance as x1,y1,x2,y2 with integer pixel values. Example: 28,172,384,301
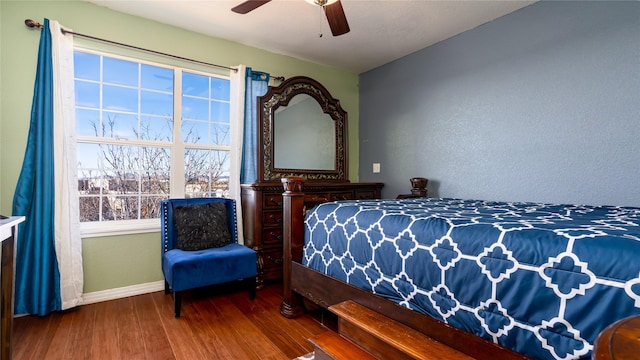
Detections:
302,198,640,360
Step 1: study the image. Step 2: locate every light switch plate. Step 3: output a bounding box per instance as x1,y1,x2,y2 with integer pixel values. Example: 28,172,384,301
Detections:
373,163,381,173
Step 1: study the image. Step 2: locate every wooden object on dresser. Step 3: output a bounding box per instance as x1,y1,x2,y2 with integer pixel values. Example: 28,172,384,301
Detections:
396,177,428,199
241,180,383,288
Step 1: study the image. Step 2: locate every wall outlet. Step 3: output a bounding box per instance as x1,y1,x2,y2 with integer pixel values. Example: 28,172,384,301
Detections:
373,163,381,173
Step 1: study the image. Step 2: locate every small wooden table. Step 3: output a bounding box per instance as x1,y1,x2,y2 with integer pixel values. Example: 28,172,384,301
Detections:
1,216,25,360
593,315,640,360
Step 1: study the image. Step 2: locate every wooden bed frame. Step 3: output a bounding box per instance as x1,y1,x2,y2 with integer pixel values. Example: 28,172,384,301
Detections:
277,177,531,360
277,177,640,359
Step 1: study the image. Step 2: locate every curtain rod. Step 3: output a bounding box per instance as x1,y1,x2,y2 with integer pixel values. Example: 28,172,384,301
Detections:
25,19,237,73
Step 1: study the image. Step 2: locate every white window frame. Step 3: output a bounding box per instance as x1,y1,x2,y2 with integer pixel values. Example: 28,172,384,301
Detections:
75,49,234,238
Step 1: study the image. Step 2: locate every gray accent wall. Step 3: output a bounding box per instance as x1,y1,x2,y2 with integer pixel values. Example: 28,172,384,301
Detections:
359,1,640,206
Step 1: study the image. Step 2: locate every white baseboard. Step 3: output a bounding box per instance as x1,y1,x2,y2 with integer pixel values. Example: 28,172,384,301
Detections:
81,280,165,305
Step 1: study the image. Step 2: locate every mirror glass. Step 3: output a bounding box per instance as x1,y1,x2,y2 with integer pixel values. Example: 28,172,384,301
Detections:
274,94,335,170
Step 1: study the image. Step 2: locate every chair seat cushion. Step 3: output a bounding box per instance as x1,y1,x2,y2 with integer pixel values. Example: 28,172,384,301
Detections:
162,243,257,292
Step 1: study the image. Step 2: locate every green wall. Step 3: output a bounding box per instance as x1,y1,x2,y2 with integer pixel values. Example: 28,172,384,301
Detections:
0,0,359,293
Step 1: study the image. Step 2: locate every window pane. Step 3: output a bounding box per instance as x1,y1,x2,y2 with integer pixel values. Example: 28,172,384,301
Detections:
141,116,173,142
79,196,102,222
74,52,100,81
77,143,101,170
140,146,171,174
140,196,166,219
183,72,208,97
210,150,231,180
211,77,230,101
76,109,101,137
141,172,170,194
103,85,138,112
211,123,230,145
103,111,138,140
75,80,100,108
211,101,230,124
100,197,116,221
77,172,106,193
182,120,209,144
101,145,140,170
141,64,173,92
141,90,173,116
109,196,140,221
103,57,138,86
182,96,209,121
185,149,230,198
108,172,139,193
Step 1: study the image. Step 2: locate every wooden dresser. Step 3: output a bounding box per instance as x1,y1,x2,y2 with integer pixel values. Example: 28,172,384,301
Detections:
243,75,383,287
1,216,25,360
241,181,383,287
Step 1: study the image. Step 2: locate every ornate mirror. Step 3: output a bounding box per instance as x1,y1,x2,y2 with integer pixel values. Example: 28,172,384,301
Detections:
258,76,347,182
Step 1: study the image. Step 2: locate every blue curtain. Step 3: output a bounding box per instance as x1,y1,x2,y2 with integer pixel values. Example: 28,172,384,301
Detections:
240,68,270,184
12,18,62,316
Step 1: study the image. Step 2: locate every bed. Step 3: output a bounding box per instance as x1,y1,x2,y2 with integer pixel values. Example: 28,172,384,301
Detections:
278,177,640,360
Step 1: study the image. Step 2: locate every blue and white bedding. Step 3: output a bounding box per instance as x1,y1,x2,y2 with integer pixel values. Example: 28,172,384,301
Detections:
302,198,640,360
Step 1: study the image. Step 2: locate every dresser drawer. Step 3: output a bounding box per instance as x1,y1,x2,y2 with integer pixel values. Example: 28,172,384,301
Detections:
355,189,377,199
261,248,283,281
263,193,283,209
330,192,354,201
263,210,283,227
262,228,283,247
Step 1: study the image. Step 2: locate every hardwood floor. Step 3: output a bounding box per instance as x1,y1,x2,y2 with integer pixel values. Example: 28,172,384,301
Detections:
12,282,329,360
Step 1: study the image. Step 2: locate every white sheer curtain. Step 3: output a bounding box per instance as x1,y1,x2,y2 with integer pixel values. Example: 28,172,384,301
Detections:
230,65,247,244
50,20,83,309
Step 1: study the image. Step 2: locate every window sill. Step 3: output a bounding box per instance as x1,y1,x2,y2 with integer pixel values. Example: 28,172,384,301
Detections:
80,219,160,238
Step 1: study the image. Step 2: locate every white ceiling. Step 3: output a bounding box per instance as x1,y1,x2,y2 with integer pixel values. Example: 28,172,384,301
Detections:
88,0,537,74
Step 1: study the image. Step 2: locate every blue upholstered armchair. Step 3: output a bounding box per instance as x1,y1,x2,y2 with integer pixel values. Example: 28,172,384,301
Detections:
161,198,257,317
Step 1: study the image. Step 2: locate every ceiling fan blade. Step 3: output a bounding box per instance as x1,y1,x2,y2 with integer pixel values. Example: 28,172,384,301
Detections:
231,0,271,14
324,0,350,36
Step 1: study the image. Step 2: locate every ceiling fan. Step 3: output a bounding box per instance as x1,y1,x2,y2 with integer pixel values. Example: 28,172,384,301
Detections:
231,0,350,36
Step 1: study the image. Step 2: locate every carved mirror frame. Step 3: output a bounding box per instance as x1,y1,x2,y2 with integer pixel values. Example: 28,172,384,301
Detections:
258,76,348,182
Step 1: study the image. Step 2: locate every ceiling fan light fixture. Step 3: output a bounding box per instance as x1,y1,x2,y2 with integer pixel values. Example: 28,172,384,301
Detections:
304,0,339,7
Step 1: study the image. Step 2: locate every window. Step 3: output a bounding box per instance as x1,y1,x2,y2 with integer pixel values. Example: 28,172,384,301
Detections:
74,50,232,236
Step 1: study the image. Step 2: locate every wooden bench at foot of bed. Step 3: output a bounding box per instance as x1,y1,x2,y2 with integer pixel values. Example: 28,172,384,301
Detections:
322,300,473,359
309,300,474,360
